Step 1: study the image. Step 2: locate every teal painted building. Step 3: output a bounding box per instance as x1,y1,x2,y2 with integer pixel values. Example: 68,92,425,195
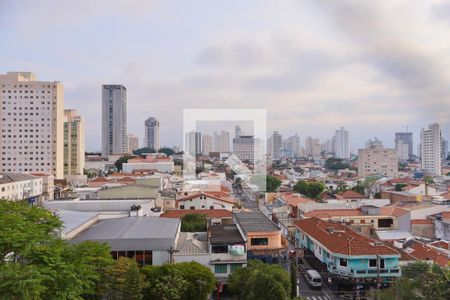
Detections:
294,217,401,279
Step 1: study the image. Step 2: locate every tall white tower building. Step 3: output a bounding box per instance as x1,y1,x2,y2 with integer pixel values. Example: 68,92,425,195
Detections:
420,123,442,176
202,134,213,155
144,117,160,150
102,85,127,157
334,127,350,159
0,72,64,178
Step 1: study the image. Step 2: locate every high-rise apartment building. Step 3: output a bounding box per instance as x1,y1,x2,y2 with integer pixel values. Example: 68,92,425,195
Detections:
102,85,127,157
334,127,350,159
284,134,301,157
305,137,321,158
442,139,448,162
202,134,213,155
235,125,241,138
127,134,139,154
144,117,160,150
394,132,413,160
269,131,283,160
420,123,442,176
213,130,230,152
358,140,398,177
63,109,85,176
0,72,64,178
185,131,201,157
232,135,261,163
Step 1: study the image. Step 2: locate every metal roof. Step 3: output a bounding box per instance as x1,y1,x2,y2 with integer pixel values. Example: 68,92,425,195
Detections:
70,217,180,251
0,173,39,184
233,211,280,234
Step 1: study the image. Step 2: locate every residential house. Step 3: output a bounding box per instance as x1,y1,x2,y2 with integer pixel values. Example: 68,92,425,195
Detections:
233,211,289,264
294,217,401,282
0,173,43,205
176,192,236,211
208,224,247,282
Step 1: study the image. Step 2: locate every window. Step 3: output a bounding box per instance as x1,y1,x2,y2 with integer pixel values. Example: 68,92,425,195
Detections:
369,259,377,267
214,264,227,274
180,205,185,209
340,258,347,267
230,264,242,273
211,245,228,253
251,238,268,246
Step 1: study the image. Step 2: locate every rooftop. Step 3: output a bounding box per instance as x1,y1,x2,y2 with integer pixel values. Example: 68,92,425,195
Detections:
209,224,245,245
160,209,232,219
294,217,400,256
0,173,39,184
233,211,280,234
70,217,180,251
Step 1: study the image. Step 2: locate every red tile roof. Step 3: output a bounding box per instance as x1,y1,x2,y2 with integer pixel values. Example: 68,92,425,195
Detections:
379,206,409,217
336,190,365,199
279,193,314,207
160,209,232,219
294,217,400,256
411,219,433,225
303,209,363,219
406,241,449,267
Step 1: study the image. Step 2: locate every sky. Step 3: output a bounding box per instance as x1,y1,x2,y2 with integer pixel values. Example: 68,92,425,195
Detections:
1,0,449,153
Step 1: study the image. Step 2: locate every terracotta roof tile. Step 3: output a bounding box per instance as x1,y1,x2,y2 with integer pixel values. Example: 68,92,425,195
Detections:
294,217,400,256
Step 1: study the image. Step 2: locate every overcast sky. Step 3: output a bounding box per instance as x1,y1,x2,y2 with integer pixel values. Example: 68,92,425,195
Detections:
1,0,449,152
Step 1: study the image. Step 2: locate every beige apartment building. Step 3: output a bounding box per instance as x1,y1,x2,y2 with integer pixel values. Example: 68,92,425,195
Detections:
64,109,85,176
127,134,139,154
0,72,64,178
358,139,398,177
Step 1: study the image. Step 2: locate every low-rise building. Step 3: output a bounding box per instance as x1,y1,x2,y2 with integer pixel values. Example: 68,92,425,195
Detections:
175,192,236,211
294,217,401,281
70,216,181,266
0,173,43,205
233,211,288,264
208,224,247,282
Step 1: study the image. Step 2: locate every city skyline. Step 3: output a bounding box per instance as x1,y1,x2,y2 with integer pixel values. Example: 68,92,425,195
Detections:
1,1,449,151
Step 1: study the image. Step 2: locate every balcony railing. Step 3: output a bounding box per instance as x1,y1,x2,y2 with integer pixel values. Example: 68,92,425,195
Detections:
328,264,401,277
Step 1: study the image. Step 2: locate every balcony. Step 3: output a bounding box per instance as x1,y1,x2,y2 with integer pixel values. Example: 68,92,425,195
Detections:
327,264,401,278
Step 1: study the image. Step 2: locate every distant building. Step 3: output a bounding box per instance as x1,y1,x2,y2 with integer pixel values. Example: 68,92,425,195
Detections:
232,135,261,163
127,134,139,154
0,72,64,178
144,117,160,150
284,134,301,157
185,131,202,157
305,137,321,158
334,127,350,159
358,139,398,177
441,138,448,162
395,132,413,160
269,131,283,160
235,125,242,138
420,123,442,176
64,110,85,176
202,134,213,155
213,131,230,152
102,85,127,157
0,173,43,205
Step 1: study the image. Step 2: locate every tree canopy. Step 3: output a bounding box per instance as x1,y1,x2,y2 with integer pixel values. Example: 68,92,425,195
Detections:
293,180,325,199
141,262,215,300
0,200,115,299
114,155,133,172
158,147,175,157
325,158,350,171
180,213,207,232
133,147,156,155
251,175,282,192
228,260,290,300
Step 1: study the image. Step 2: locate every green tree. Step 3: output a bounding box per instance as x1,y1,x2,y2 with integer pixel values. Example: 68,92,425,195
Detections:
0,200,115,299
133,147,156,155
251,175,282,192
180,213,207,232
114,155,132,172
229,260,290,300
325,158,350,171
158,147,175,157
395,183,407,191
293,181,325,199
108,257,147,300
141,262,214,300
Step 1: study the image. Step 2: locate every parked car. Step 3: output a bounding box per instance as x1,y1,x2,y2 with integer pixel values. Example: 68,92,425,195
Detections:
304,269,322,289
